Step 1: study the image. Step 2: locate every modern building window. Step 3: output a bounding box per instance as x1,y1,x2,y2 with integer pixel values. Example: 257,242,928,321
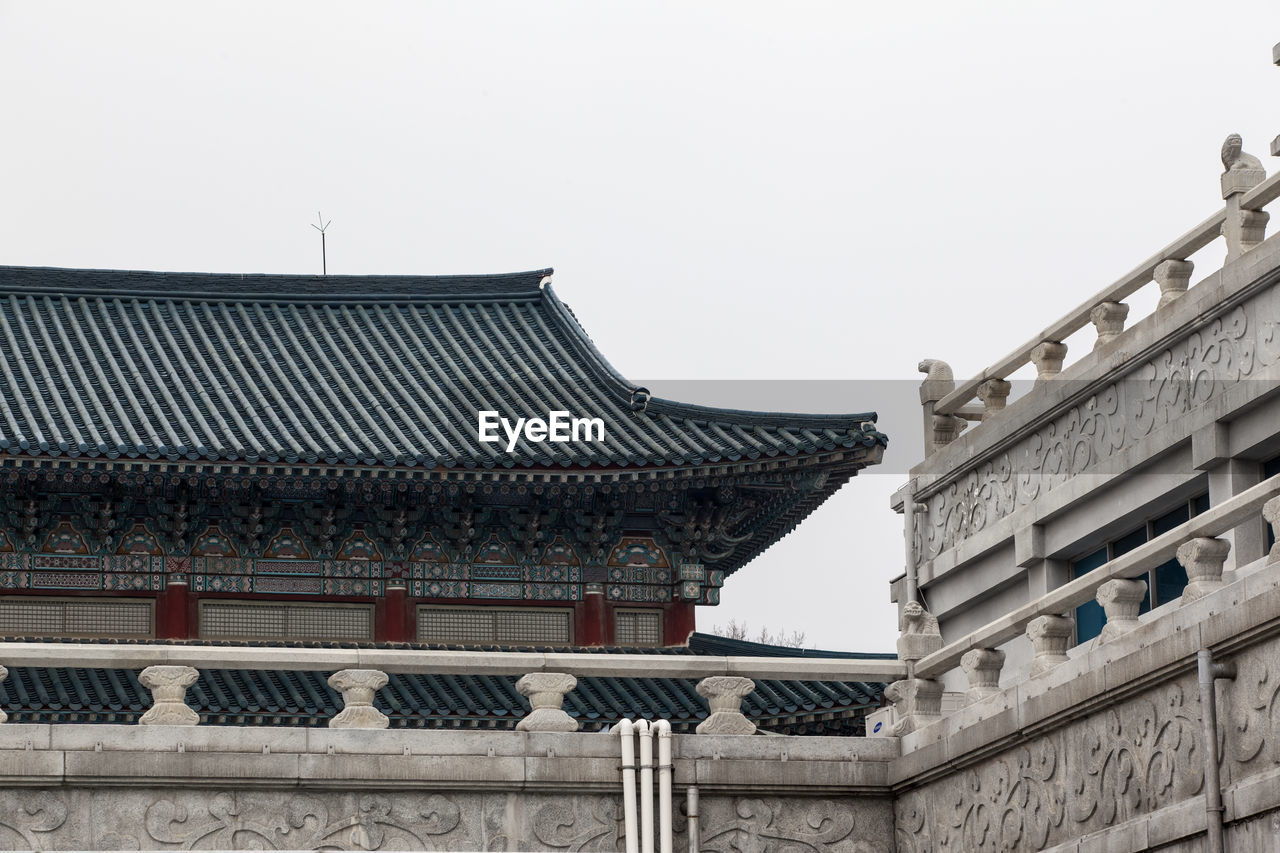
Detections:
1071,493,1210,644
1264,455,1280,551
0,596,153,639
199,600,374,642
416,605,573,646
614,609,663,646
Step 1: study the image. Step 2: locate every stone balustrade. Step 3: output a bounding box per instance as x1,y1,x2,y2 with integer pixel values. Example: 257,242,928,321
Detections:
0,648,898,735
922,136,1280,448
885,473,1280,735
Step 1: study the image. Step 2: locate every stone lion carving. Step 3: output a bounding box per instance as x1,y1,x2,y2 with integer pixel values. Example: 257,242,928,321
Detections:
1221,133,1263,172
901,600,939,635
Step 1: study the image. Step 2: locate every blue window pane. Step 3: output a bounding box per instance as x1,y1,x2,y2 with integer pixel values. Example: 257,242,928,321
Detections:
1152,505,1190,537
1072,547,1108,643
1154,558,1188,607
1113,527,1146,557
1192,493,1210,516
1076,600,1106,643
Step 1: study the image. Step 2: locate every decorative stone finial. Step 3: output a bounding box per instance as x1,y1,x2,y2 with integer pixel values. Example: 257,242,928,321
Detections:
917,359,955,405
1154,260,1194,309
327,669,390,729
515,672,579,732
896,600,943,663
976,379,1011,420
1096,578,1147,642
695,676,757,735
1026,615,1073,676
1089,302,1130,350
1177,537,1231,604
1221,134,1266,196
960,648,1006,703
1221,135,1270,261
1029,341,1068,383
138,665,200,726
884,678,943,735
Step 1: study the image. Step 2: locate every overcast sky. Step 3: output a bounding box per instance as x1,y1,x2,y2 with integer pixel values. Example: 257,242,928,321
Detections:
3,1,1279,650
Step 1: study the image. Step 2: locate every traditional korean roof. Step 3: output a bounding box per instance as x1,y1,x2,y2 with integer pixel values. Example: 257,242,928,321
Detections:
0,266,886,472
0,634,889,736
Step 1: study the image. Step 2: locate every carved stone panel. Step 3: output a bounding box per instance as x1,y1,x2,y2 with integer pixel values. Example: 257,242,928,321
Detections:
895,676,1206,851
0,787,896,851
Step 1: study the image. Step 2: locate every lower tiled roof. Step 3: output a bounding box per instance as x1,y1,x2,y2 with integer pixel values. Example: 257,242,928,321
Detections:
0,634,889,736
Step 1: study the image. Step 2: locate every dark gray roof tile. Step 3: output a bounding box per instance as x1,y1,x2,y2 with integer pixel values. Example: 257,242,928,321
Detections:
0,266,887,470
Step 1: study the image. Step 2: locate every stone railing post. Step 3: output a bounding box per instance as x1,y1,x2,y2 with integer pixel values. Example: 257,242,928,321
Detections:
138,665,200,726
1096,578,1147,642
1263,496,1280,564
515,672,579,732
889,601,944,734
1030,341,1067,383
960,648,1005,703
918,359,958,456
976,379,1011,420
1155,259,1194,309
0,665,7,723
1220,134,1269,262
327,669,390,729
884,678,943,736
1026,615,1072,676
695,676,756,734
1178,537,1231,604
1090,302,1130,349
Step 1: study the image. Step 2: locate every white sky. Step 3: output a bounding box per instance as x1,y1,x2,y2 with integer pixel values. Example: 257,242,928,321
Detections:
2,1,1279,651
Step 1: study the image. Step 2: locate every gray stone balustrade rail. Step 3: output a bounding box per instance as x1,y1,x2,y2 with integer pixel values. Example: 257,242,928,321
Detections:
912,472,1280,681
932,167,1280,420
0,645,906,683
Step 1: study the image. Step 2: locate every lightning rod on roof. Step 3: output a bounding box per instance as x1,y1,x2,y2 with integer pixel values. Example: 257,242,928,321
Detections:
311,212,332,276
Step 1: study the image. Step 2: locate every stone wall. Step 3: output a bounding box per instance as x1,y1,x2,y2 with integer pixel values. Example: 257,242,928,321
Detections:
0,727,897,851
890,558,1280,852
0,788,896,852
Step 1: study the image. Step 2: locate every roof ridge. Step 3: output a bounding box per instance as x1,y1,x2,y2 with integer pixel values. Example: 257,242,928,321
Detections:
0,265,554,302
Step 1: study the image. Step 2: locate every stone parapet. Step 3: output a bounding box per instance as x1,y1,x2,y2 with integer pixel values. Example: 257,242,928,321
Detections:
0,727,898,850
891,556,1280,852
908,234,1280,581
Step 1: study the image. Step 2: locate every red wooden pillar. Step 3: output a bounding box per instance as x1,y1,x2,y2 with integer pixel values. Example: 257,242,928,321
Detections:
378,581,411,643
664,601,696,646
579,582,607,646
157,580,191,639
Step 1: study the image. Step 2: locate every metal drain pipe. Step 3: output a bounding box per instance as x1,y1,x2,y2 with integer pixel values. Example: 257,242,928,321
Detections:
686,786,700,853
618,720,639,853
1198,648,1236,853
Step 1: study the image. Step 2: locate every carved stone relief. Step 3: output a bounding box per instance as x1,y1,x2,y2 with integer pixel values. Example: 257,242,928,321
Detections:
894,677,1206,851
1223,632,1280,782
0,788,893,851
917,283,1280,566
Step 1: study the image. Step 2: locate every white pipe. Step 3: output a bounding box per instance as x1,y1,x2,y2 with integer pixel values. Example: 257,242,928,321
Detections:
686,786,699,853
636,719,654,853
904,500,919,606
618,719,639,853
654,720,673,853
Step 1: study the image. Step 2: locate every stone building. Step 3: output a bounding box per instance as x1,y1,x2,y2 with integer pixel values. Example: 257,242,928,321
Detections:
873,49,1280,852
